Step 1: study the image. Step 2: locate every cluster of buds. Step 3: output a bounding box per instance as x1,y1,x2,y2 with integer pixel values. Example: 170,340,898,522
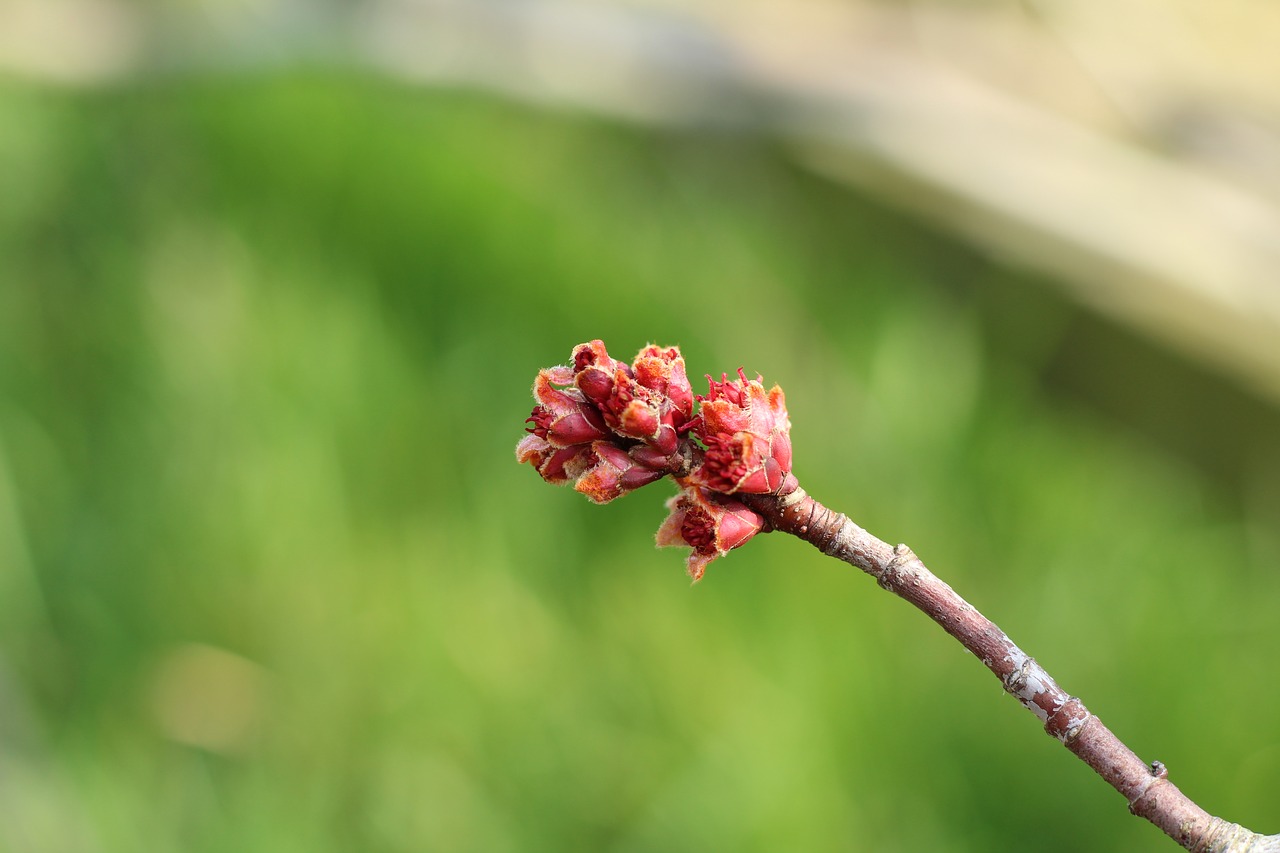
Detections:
516,340,694,504
517,340,795,580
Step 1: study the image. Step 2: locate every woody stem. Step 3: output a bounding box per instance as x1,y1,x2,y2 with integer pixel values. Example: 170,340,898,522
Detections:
739,486,1279,853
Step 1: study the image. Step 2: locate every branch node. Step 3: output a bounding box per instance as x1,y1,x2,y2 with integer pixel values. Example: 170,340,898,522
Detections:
778,486,807,508
810,502,848,556
878,543,916,590
1046,699,1091,744
1197,818,1259,853
1128,765,1172,815
1004,656,1034,695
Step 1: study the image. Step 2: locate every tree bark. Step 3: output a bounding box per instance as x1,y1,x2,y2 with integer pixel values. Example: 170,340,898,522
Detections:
740,486,1280,853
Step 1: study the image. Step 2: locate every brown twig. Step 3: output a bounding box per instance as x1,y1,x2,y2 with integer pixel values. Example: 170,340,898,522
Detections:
520,340,1277,849
740,486,1279,853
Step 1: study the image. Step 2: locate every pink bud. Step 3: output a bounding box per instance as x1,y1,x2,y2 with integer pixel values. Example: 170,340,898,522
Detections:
525,369,611,447
572,340,630,404
690,369,793,495
632,344,694,426
655,486,766,580
573,442,667,504
580,365,667,451
519,341,709,503
515,433,596,485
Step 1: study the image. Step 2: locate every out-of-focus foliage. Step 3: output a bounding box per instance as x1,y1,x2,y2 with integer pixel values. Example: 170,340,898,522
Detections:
1,72,1278,852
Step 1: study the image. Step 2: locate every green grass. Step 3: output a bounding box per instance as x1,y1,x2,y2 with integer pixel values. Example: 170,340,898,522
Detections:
1,70,1278,852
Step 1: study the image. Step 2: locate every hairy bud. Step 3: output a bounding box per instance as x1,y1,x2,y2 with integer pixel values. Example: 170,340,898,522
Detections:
690,369,793,494
518,341,792,577
656,486,766,581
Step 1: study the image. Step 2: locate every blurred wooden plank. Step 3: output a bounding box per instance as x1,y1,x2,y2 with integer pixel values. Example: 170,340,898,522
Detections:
762,46,1280,403
0,0,138,83
362,0,1280,402
6,0,1280,402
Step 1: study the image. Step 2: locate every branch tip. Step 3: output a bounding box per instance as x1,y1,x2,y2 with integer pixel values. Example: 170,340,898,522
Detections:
517,340,1277,851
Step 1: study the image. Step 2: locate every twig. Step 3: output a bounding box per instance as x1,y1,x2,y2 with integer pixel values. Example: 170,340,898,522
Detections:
517,340,1279,851
739,487,1280,853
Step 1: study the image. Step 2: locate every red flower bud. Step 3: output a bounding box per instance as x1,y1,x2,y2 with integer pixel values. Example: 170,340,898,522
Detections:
570,341,693,456
631,344,694,455
525,368,611,447
520,342,801,579
632,344,694,426
573,442,667,504
571,340,630,404
521,342,792,529
690,369,793,494
518,342,687,500
655,486,766,580
600,374,665,446
515,433,596,485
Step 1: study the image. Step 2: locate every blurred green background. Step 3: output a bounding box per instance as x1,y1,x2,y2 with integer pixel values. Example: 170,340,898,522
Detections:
2,68,1279,853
